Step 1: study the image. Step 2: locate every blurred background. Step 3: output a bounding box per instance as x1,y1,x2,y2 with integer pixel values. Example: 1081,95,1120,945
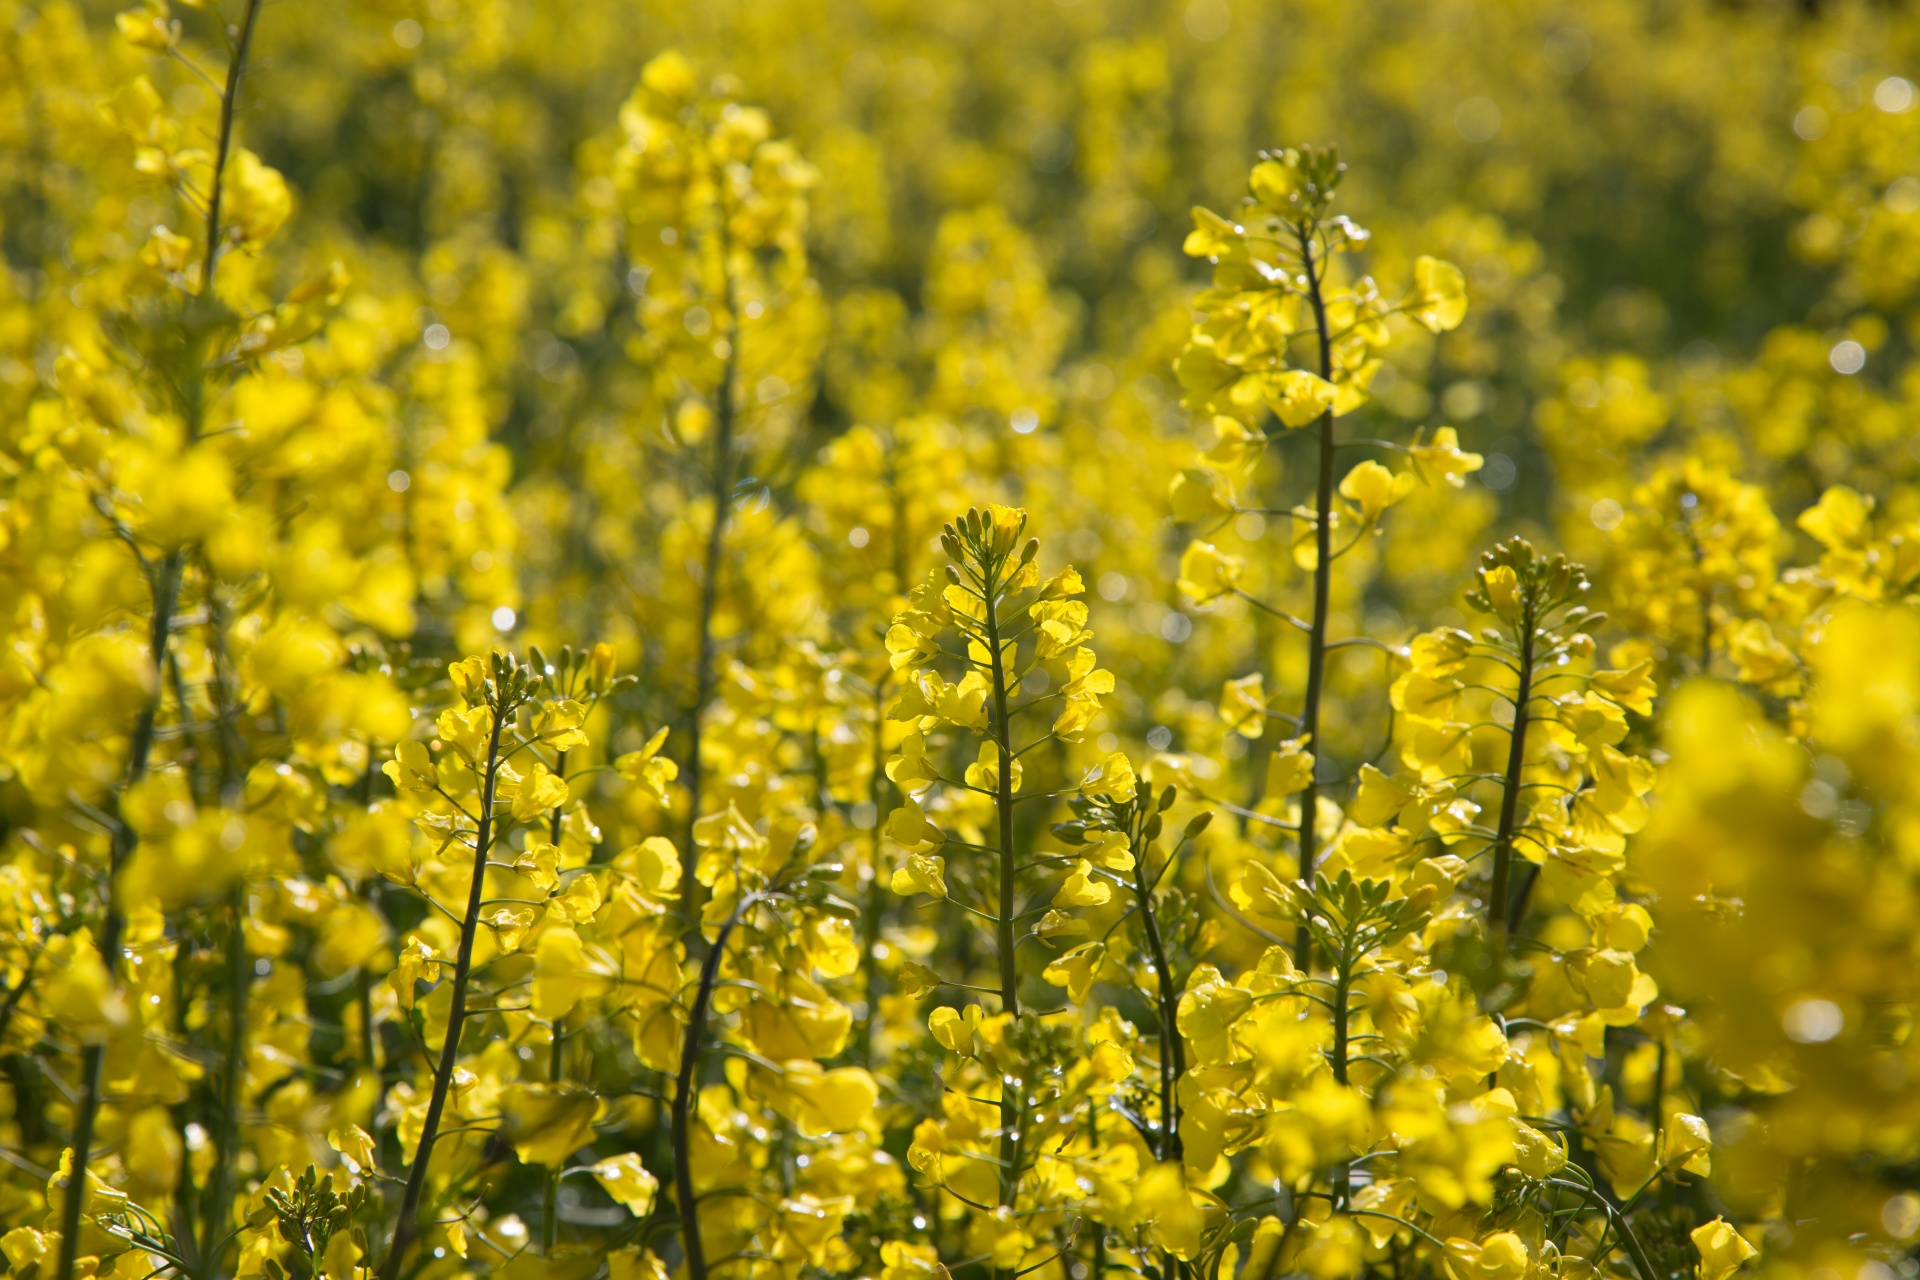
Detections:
9,0,1920,772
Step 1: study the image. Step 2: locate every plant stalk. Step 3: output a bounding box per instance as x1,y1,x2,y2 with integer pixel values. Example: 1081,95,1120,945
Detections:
1294,221,1337,972
671,912,744,1280
1132,830,1184,1163
974,546,1026,1280
1330,953,1352,1209
859,676,890,1065
376,705,508,1280
1489,606,1537,935
201,0,263,299
55,549,183,1280
199,886,248,1276
684,209,742,907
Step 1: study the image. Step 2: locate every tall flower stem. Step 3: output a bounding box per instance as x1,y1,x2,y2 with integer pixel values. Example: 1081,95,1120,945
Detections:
200,0,263,299
1489,604,1537,935
1131,833,1184,1162
671,910,746,1280
1329,936,1354,1210
54,548,181,1280
859,675,890,1065
199,886,248,1276
377,707,508,1280
684,213,741,907
1293,220,1337,970
543,764,569,1255
981,550,1022,1233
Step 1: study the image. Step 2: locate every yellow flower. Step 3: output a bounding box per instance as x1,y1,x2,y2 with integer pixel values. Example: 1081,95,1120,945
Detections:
1408,255,1469,332
224,148,292,245
1267,369,1338,427
1410,426,1484,487
1339,459,1415,523
1219,673,1267,737
1178,541,1244,603
1052,859,1111,908
614,726,679,804
1132,1164,1204,1260
1266,736,1315,795
618,837,683,901
1082,750,1138,803
890,851,949,899
1443,1235,1529,1280
928,1005,982,1054
1691,1219,1756,1280
590,1154,660,1215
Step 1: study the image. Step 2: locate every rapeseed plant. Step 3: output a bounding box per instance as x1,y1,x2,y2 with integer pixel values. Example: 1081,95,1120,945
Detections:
7,7,1920,1280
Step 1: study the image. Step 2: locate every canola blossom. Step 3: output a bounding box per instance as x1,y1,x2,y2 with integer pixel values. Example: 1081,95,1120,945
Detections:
3,6,1919,1280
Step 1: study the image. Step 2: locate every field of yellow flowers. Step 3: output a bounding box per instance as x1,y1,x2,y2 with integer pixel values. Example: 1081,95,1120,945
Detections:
4,4,1920,1280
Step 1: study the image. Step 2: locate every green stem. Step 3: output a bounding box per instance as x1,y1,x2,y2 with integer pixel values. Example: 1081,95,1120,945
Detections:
1132,825,1184,1163
1329,956,1351,1209
198,886,248,1276
671,911,745,1280
1087,1107,1106,1280
1544,1178,1660,1280
684,204,742,912
376,705,507,1280
983,551,1022,1280
55,549,182,1280
197,555,250,1278
1294,221,1336,973
199,0,263,298
1490,606,1537,936
859,677,889,1065
543,751,571,1255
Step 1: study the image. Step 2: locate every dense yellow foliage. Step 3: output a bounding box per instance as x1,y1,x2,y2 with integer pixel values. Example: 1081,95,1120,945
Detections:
3,5,1919,1280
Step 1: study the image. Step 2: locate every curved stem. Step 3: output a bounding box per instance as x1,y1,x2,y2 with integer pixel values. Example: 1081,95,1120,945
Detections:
376,706,508,1280
1544,1178,1660,1280
671,911,745,1280
1293,220,1337,972
55,549,183,1280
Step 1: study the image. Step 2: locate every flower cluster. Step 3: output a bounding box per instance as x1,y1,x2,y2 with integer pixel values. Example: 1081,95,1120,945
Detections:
9,9,1920,1280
